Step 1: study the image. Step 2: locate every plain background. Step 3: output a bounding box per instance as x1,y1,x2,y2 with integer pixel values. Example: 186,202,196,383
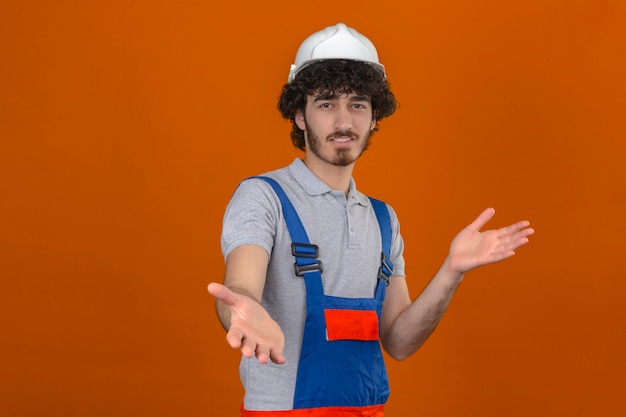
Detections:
1,1,625,416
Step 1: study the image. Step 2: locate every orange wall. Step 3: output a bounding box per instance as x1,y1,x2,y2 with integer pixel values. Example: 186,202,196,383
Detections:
1,1,625,416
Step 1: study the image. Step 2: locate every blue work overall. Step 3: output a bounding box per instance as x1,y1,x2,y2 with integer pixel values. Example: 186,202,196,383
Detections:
242,177,394,417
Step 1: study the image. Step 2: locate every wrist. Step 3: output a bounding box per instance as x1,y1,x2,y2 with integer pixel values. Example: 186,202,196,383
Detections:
441,256,465,284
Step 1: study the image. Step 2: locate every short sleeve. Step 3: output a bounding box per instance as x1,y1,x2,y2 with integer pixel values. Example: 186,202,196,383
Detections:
220,178,281,260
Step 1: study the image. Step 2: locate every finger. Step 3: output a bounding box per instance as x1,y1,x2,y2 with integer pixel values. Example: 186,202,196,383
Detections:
269,347,286,365
239,336,257,359
498,231,533,252
498,240,527,254
496,220,532,238
498,224,534,242
256,344,285,365
492,250,517,263
207,282,238,306
467,207,496,232
225,327,244,349
512,226,534,241
255,345,270,365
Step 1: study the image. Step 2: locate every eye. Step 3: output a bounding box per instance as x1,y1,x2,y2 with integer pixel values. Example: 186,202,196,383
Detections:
320,102,333,108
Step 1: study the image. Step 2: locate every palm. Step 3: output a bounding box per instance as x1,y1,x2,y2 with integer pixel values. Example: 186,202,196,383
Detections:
208,283,286,365
448,208,534,274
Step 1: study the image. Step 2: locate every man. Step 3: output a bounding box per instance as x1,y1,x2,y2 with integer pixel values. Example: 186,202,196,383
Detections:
208,23,534,416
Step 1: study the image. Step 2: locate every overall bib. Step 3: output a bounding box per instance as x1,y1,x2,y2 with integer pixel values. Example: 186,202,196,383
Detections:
243,177,394,417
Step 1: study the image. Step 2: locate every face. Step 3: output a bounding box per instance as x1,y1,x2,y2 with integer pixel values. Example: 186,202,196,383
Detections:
296,91,377,168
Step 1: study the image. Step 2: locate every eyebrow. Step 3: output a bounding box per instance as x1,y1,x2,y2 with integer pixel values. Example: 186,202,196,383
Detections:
312,94,370,103
349,95,370,102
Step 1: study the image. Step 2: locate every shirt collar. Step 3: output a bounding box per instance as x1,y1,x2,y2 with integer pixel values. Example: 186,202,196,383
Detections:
288,158,370,206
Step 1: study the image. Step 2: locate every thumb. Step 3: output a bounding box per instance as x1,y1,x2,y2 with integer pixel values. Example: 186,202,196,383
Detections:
467,207,496,232
207,282,237,306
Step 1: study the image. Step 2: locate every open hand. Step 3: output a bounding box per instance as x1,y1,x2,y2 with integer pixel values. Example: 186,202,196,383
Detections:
447,208,534,274
208,283,286,365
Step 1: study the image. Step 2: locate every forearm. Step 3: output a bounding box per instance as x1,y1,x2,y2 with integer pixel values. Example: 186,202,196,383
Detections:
214,244,269,331
382,258,464,360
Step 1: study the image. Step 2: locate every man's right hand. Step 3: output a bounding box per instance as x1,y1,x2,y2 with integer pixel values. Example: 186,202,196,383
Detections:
208,282,286,365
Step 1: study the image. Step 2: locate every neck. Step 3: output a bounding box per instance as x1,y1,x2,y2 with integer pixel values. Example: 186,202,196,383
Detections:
302,155,354,197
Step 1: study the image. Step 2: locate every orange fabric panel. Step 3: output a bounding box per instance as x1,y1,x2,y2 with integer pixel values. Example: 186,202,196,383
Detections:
324,309,380,341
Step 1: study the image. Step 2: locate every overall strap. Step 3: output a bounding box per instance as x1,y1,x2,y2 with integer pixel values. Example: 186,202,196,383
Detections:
253,176,324,295
368,197,394,299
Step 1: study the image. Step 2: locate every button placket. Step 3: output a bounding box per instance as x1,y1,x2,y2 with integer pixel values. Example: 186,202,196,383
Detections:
346,197,361,248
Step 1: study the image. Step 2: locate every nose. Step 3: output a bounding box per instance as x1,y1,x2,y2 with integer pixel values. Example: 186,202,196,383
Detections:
334,105,352,131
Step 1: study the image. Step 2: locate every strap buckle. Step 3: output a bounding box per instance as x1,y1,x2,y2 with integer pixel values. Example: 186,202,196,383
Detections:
291,242,319,258
294,260,323,276
292,243,323,276
377,252,394,286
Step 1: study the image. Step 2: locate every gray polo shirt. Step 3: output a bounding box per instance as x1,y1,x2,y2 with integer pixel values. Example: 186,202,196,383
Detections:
221,158,406,411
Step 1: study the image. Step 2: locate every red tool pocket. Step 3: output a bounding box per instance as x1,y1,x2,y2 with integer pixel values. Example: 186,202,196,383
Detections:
324,309,380,341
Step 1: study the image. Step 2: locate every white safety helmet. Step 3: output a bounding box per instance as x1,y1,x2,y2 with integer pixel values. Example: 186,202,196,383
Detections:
287,23,386,83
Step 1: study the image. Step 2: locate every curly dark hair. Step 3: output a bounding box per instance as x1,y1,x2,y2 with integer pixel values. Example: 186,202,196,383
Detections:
278,60,397,151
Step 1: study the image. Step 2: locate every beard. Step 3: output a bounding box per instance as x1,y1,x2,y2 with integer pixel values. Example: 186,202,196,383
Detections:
305,124,372,167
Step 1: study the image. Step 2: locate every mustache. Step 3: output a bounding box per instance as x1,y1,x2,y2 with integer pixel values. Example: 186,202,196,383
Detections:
328,131,358,140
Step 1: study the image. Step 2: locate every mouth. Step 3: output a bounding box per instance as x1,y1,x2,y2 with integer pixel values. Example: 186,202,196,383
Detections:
331,137,354,143
329,132,358,144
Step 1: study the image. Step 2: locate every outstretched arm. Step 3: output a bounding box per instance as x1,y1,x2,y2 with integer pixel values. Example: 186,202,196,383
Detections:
208,244,286,365
380,208,534,360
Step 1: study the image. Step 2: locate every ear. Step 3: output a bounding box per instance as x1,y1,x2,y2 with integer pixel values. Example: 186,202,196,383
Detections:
295,109,306,130
370,118,377,131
